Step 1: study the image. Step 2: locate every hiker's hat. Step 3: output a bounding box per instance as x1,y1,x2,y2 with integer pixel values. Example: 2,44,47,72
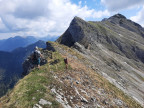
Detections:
35,46,38,50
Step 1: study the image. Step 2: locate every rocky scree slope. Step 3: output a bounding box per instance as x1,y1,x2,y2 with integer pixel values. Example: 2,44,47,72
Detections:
57,14,144,106
0,42,142,108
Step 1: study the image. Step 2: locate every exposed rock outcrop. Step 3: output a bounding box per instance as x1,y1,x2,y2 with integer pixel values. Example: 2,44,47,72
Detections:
22,42,56,76
22,50,47,76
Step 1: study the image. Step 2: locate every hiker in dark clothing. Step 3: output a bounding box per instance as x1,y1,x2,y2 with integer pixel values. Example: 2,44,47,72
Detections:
33,46,43,68
64,57,68,69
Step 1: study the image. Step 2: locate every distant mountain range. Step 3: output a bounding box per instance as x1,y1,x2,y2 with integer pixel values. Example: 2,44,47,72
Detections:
0,40,46,97
0,36,58,52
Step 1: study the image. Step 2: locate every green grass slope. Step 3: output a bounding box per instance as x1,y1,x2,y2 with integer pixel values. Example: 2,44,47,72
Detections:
0,42,142,108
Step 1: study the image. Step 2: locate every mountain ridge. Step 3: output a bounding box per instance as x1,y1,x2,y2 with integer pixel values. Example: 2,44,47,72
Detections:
0,36,38,52
0,14,144,107
0,36,58,52
57,14,144,105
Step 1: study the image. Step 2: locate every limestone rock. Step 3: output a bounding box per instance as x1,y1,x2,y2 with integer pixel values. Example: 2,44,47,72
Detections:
39,99,52,105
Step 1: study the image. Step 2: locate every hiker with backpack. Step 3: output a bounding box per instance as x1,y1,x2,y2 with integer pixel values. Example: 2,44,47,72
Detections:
33,46,43,69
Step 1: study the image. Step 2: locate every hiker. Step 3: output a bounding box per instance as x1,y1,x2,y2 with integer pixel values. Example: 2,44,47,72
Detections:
64,57,68,69
33,46,43,68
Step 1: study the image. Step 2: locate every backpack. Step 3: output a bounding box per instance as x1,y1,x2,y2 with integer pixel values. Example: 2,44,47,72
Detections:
33,50,41,59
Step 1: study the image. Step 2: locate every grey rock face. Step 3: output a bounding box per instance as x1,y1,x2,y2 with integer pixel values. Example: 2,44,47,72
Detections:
46,42,56,52
57,17,90,47
39,99,52,105
33,104,42,108
114,99,123,106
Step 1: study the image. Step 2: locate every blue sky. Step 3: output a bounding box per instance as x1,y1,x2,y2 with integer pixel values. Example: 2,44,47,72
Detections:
0,0,144,39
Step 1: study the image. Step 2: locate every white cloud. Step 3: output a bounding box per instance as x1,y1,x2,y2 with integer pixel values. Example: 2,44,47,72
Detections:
101,0,144,11
0,17,8,32
13,0,49,19
93,10,110,18
0,0,110,39
78,1,82,5
130,6,144,27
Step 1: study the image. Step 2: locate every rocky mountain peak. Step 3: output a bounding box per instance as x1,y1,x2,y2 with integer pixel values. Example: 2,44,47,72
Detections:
106,14,127,24
110,13,127,19
71,16,84,23
102,14,126,22
104,14,144,37
72,16,82,21
57,16,88,47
